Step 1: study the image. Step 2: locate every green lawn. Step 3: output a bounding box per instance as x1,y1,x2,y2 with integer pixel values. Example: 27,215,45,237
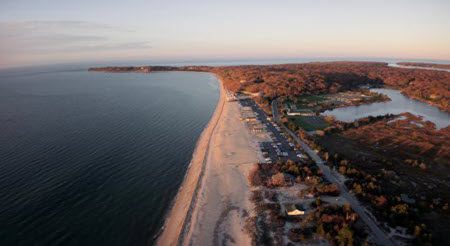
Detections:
297,94,327,102
288,116,328,131
286,94,327,110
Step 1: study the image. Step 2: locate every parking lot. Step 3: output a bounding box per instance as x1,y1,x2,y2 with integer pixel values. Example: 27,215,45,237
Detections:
238,99,308,164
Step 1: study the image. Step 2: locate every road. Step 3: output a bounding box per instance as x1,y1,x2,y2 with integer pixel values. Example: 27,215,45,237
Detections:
271,99,395,246
271,98,281,122
239,99,302,163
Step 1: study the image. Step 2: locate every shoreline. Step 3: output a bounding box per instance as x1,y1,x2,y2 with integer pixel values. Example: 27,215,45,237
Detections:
180,78,258,245
156,75,226,246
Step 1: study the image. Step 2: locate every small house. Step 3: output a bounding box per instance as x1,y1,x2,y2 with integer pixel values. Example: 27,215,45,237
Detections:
285,204,305,216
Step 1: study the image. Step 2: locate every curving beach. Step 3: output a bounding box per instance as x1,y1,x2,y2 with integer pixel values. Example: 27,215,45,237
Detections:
156,76,260,245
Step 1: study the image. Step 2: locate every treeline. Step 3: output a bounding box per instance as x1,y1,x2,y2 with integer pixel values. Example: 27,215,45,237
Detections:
211,62,450,112
88,65,211,73
88,66,180,73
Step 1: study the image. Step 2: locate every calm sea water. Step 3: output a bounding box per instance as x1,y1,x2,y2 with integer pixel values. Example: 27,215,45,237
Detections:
322,88,450,129
0,70,219,245
388,63,450,72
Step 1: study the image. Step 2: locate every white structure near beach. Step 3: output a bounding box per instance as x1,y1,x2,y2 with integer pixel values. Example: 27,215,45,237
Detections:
285,204,305,216
225,90,237,102
285,103,314,116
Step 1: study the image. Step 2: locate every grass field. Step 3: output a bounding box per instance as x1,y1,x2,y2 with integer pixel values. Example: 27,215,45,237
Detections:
288,116,328,131
285,94,327,113
294,95,326,107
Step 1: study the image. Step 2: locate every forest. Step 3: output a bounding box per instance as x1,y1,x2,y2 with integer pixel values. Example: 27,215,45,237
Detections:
211,62,449,112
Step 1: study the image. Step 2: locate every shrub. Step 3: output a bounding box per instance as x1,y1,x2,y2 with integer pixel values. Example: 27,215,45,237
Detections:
249,165,262,186
271,172,286,187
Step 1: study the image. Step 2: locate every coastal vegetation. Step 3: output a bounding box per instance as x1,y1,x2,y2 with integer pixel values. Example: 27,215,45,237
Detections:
247,161,369,245
293,114,450,244
211,62,449,112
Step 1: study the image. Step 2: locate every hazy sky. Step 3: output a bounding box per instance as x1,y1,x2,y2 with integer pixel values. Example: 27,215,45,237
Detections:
1,0,449,68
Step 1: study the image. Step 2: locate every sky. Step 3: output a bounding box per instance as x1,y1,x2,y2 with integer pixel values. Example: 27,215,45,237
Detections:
0,0,449,68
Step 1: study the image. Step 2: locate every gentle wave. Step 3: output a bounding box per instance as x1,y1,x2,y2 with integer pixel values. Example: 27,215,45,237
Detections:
0,70,219,246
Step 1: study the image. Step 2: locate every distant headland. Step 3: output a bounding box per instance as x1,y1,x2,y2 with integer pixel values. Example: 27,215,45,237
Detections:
90,61,450,112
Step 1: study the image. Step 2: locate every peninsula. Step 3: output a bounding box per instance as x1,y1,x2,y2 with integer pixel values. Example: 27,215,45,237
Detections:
90,61,450,245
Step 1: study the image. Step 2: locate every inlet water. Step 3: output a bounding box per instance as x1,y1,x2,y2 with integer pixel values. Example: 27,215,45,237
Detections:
322,88,450,129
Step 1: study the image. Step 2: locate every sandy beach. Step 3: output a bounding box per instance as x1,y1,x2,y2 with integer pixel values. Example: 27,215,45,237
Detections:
156,77,260,245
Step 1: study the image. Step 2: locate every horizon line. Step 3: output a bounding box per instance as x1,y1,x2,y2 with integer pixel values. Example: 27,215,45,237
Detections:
2,56,450,70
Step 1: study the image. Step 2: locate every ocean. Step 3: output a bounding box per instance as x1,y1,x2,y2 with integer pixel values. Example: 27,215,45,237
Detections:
0,70,219,245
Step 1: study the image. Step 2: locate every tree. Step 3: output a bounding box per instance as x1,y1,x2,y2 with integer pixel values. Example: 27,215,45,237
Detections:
414,225,422,237
367,182,377,190
375,195,387,207
287,121,299,132
353,183,363,195
315,197,322,207
391,203,409,215
284,160,300,175
271,172,286,187
343,203,352,213
316,223,326,236
336,225,354,246
338,165,347,174
248,165,262,186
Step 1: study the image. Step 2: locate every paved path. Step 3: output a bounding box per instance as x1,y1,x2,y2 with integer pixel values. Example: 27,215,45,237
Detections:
271,99,395,246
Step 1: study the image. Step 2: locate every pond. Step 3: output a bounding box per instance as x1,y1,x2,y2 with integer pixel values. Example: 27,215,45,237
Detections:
322,88,450,129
